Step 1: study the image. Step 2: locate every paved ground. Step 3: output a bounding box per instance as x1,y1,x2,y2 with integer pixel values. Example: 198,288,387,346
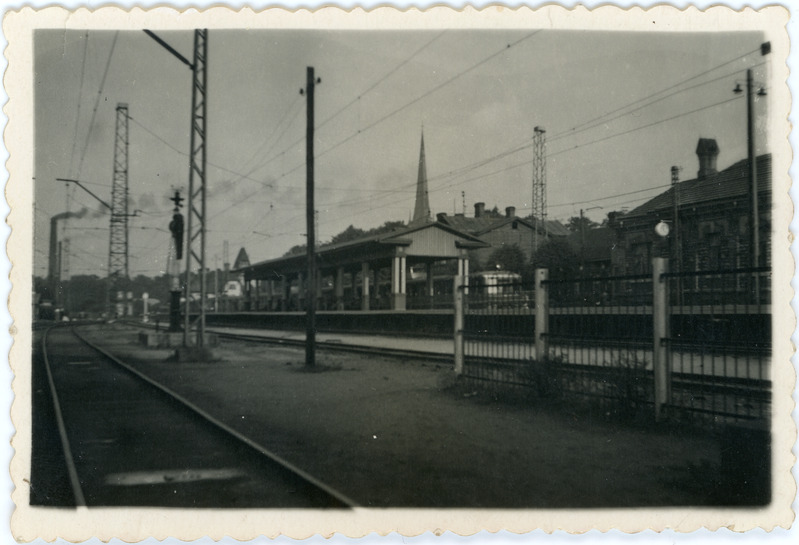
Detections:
74,322,763,508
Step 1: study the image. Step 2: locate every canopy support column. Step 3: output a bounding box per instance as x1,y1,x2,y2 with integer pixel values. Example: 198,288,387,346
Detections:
361,262,370,311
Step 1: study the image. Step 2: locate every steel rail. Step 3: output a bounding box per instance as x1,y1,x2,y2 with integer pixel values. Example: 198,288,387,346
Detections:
40,326,87,507
70,326,358,508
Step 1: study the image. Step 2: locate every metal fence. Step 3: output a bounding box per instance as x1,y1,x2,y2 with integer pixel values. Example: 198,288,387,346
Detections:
454,261,771,425
662,267,771,424
456,277,536,385
544,272,655,415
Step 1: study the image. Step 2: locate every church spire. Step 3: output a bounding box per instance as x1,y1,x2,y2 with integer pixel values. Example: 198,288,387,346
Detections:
411,130,431,226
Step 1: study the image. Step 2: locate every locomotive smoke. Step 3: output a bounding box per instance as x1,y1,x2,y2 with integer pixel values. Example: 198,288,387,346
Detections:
48,208,89,283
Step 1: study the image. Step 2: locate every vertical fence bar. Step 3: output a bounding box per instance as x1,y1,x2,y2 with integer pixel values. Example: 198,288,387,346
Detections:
653,257,671,421
535,268,549,362
454,275,465,375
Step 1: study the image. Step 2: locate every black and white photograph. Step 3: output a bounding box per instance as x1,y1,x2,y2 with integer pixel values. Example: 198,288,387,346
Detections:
7,4,794,541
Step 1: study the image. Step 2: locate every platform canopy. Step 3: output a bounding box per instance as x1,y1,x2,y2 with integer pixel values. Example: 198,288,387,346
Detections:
236,221,487,311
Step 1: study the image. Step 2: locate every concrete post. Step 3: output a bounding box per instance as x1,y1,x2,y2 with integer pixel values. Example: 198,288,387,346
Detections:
457,254,470,294
266,280,274,311
297,273,304,311
653,257,671,421
316,272,323,309
454,275,465,375
391,256,406,310
142,292,149,323
535,268,549,362
361,262,370,311
335,267,345,311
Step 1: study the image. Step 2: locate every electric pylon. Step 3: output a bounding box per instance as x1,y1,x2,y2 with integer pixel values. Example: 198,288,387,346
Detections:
183,29,209,347
532,126,547,256
107,103,130,318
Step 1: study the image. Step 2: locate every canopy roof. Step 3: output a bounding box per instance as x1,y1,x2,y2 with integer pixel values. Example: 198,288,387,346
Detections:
238,221,488,280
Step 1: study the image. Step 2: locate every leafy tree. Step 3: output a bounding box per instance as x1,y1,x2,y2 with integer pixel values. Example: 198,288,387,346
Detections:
63,275,106,314
283,244,307,257
485,244,526,274
531,238,579,279
287,220,408,257
330,225,366,245
364,220,405,236
566,215,600,233
34,276,53,300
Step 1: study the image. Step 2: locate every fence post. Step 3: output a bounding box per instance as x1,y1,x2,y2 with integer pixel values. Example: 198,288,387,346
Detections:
653,257,671,421
535,268,549,362
453,275,464,375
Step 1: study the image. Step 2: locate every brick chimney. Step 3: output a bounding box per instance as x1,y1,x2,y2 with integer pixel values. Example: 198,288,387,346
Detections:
436,212,447,223
696,138,719,179
474,202,485,218
505,206,516,218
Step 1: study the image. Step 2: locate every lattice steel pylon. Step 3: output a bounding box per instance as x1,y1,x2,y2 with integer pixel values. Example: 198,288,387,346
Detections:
532,126,547,256
183,29,209,347
107,103,130,318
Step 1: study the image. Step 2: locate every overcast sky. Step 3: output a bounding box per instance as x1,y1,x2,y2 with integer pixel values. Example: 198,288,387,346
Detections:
34,28,771,278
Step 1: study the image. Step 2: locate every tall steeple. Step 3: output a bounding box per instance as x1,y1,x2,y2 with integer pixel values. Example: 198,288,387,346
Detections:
411,130,431,226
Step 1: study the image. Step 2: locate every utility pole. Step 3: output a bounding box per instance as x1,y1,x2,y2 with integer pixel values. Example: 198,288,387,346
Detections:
107,103,130,319
745,69,760,273
183,29,209,348
302,66,320,368
145,28,210,347
734,41,769,300
532,126,547,259
580,208,585,271
671,166,682,307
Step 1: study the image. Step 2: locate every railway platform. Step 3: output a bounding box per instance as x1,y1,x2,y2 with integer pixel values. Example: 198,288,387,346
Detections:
205,326,455,356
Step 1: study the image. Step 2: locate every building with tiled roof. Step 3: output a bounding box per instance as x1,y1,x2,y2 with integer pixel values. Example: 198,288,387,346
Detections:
610,138,771,275
436,202,568,270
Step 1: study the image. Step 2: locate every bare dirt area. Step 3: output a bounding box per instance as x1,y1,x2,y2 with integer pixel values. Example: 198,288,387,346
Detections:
82,323,736,508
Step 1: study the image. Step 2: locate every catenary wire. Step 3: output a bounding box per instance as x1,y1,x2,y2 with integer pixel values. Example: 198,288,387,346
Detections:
75,31,119,179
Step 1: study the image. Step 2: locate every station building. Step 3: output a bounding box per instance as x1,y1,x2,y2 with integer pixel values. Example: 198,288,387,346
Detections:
609,138,772,275
436,202,568,270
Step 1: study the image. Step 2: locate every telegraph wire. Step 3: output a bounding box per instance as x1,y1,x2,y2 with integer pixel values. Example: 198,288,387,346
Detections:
316,31,543,162
316,30,448,132
310,93,743,223
558,46,762,136
549,60,768,143
138,31,541,225
68,31,89,178
75,31,119,179
429,94,744,200
548,95,743,160
316,55,758,211
223,31,543,213
245,31,449,178
235,98,305,180
129,115,274,188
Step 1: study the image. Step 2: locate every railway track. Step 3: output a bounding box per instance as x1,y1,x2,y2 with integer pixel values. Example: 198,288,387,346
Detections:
33,324,356,508
211,329,455,364
123,318,454,364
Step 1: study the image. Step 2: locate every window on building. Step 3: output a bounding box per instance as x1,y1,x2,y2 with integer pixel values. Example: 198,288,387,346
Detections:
630,241,651,274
